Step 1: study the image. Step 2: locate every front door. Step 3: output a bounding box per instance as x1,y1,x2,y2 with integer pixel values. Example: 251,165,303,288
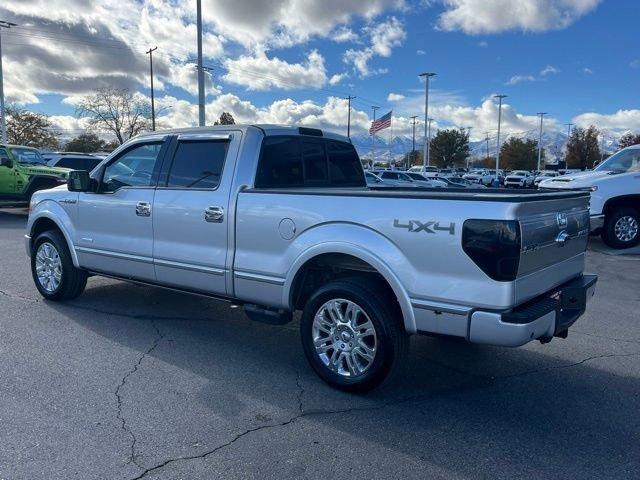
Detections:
75,139,167,281
0,148,16,197
152,132,240,295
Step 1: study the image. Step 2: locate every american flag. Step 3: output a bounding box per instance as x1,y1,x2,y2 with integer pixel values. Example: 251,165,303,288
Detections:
369,110,392,134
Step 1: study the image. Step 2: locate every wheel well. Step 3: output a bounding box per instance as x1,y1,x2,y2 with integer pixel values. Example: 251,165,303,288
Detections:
603,195,640,217
30,218,63,251
290,253,399,312
26,177,61,195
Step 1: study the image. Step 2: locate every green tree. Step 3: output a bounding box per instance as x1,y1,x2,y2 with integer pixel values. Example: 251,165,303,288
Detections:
64,133,106,153
566,125,600,170
6,105,59,149
500,137,539,170
429,128,470,167
618,132,640,150
214,112,235,125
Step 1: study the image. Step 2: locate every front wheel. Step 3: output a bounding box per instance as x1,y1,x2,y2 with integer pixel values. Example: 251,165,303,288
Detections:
300,278,409,392
601,207,640,249
31,230,87,300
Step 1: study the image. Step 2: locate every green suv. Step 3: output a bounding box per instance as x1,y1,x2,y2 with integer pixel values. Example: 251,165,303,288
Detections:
0,145,71,203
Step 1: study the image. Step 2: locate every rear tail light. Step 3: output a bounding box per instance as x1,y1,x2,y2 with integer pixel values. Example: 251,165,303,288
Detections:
462,219,521,281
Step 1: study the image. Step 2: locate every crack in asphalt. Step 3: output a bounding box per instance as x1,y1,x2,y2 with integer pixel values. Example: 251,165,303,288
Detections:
0,288,39,302
572,330,640,345
115,321,164,469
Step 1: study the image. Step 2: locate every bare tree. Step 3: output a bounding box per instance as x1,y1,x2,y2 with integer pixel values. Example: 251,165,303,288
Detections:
75,88,152,145
6,105,59,149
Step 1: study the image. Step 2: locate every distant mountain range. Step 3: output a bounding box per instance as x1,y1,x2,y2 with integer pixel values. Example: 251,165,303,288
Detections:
351,129,626,166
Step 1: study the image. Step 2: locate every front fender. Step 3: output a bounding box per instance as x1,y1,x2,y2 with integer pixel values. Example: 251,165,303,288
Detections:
282,223,417,333
27,200,79,267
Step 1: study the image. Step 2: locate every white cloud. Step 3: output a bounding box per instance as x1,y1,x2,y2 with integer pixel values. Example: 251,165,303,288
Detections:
583,67,594,74
573,110,640,131
438,0,601,34
477,40,488,47
505,74,536,85
329,73,349,85
343,17,406,76
223,50,328,91
387,93,406,101
540,65,559,76
332,27,359,43
416,49,426,55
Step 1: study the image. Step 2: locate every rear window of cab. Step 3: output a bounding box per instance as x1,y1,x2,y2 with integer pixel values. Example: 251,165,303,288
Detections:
255,136,365,188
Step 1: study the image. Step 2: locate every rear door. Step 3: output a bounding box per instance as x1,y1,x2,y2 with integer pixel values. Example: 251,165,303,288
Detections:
152,132,241,295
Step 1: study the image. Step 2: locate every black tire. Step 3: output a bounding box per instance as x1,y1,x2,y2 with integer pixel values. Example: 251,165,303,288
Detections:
300,277,409,392
31,230,87,301
601,207,640,249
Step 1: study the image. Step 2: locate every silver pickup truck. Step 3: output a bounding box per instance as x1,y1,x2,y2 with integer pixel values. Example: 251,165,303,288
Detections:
26,125,597,391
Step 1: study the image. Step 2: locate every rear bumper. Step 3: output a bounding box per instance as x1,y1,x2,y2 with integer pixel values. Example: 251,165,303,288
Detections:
468,274,597,347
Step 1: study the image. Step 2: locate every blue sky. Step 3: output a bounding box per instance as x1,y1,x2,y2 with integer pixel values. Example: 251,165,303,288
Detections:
1,0,638,141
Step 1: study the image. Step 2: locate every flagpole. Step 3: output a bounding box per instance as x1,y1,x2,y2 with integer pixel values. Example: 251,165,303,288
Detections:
371,106,379,168
389,114,393,166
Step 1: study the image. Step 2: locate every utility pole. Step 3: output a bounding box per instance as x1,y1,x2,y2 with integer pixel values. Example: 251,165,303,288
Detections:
419,72,436,167
0,20,17,144
410,115,418,169
565,122,573,138
427,117,434,166
146,46,158,131
465,126,472,168
494,94,507,186
536,112,547,171
485,132,490,162
196,0,205,126
371,106,379,167
345,95,356,138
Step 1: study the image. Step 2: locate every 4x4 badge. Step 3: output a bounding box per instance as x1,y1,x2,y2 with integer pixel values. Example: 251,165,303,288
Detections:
393,220,455,235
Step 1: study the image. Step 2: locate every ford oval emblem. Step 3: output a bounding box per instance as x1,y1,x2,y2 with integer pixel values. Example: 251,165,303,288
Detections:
556,212,568,228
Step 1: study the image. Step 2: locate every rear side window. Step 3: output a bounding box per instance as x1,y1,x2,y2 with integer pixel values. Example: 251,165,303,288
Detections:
167,140,228,189
255,137,303,188
255,136,364,188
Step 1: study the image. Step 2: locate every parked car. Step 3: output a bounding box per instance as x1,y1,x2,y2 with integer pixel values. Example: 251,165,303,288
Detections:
44,152,103,171
436,168,457,179
408,165,438,174
463,169,493,186
365,171,387,187
540,145,640,249
504,170,535,188
444,177,487,189
405,172,447,188
26,125,597,391
376,170,418,187
533,171,559,187
0,144,70,203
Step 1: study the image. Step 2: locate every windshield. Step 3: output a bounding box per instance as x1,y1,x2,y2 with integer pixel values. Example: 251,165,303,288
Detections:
9,147,46,165
513,171,528,175
595,148,640,173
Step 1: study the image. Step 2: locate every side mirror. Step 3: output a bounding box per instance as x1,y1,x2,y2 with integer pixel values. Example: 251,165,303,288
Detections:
0,157,13,168
67,170,92,192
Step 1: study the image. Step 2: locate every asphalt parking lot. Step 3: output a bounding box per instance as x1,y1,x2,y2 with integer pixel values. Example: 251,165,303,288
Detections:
1,208,639,480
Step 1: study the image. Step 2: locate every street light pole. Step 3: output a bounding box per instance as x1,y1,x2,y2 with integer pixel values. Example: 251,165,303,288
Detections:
146,46,158,131
419,72,436,167
427,117,434,165
536,112,547,171
0,20,17,144
345,95,356,138
494,94,507,186
196,0,205,126
485,132,490,162
410,115,418,169
465,126,472,168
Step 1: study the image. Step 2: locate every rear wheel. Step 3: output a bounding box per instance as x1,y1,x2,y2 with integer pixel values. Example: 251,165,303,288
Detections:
300,278,409,392
31,230,87,301
601,207,640,249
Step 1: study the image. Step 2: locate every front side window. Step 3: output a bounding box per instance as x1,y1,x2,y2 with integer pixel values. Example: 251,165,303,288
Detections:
102,143,162,192
381,172,398,180
167,140,229,189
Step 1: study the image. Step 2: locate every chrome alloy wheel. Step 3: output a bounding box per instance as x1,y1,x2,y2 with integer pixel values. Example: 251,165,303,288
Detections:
35,242,62,293
312,299,378,378
614,215,639,243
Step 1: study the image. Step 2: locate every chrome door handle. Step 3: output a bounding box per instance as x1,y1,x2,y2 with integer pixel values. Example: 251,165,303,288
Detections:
205,206,224,223
136,201,151,217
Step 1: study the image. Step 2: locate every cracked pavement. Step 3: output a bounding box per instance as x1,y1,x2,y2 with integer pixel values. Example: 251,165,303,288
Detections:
1,209,639,480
